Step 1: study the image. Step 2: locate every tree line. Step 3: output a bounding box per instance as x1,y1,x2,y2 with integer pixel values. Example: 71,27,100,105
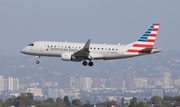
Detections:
1,93,180,107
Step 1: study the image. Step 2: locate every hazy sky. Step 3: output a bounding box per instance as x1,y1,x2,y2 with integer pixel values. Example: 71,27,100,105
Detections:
0,0,180,56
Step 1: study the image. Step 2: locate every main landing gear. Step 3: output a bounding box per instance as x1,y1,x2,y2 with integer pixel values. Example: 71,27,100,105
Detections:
82,60,94,66
36,56,40,64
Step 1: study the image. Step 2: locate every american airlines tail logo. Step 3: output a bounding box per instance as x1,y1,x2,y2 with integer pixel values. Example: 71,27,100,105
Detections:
127,23,160,53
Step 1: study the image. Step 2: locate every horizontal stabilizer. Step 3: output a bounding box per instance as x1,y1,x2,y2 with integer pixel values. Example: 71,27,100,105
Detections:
139,48,161,54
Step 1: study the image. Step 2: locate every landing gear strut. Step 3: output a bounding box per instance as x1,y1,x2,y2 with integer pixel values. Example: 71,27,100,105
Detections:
82,60,94,66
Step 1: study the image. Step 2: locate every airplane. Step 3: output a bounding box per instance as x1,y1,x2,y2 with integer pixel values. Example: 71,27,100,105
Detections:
21,23,161,66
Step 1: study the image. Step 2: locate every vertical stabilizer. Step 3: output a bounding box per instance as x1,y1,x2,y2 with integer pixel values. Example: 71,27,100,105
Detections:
126,23,160,53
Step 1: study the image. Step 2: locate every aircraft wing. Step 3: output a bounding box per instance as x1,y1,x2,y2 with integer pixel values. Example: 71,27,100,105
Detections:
73,39,91,59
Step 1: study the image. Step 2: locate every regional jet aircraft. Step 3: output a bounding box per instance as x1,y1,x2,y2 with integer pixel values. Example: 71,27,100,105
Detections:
21,23,161,66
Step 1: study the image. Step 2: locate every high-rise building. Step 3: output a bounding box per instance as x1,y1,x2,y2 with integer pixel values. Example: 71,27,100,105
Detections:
83,77,92,91
134,78,148,88
0,76,4,92
13,78,19,90
126,72,134,88
70,74,83,89
163,72,171,88
8,77,13,91
3,79,8,91
58,74,71,88
7,77,19,91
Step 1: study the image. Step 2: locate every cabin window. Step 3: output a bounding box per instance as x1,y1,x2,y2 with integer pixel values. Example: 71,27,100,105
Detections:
94,47,96,49
109,48,111,50
112,48,114,50
90,47,92,49
98,48,99,50
116,49,118,51
102,48,103,50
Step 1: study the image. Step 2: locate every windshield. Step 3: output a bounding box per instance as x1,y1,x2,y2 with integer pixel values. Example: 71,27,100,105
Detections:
28,43,34,46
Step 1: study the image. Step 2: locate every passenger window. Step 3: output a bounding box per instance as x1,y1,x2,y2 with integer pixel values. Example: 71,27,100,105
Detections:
98,48,99,50
90,47,92,49
109,48,111,50
102,48,103,50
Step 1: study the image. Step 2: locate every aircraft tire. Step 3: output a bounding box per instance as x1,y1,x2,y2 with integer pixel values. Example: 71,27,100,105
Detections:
82,61,87,66
88,61,93,66
36,61,40,64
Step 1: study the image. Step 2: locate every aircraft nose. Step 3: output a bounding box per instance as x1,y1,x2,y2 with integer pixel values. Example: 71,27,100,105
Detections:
21,48,26,54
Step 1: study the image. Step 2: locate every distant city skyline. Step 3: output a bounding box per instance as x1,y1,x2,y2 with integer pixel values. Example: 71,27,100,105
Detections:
0,70,180,101
0,1,180,56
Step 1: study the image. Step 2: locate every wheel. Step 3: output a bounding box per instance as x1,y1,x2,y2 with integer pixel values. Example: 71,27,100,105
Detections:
88,61,93,66
36,61,40,64
82,61,87,66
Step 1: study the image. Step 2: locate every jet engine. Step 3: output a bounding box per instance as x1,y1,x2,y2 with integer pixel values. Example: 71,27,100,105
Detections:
61,53,79,61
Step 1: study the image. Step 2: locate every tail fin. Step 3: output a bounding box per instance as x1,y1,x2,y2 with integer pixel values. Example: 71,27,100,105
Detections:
126,23,160,53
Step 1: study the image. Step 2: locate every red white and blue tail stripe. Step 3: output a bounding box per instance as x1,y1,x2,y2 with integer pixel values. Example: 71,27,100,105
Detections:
126,23,160,53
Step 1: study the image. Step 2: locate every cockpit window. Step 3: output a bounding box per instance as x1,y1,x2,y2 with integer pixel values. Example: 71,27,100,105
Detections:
28,43,34,46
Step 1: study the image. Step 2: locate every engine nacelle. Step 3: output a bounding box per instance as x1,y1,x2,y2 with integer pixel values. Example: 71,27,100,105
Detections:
61,53,73,61
61,53,80,61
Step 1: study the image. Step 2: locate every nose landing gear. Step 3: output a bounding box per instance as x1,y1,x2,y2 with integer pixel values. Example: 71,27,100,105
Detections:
36,56,40,64
36,60,40,64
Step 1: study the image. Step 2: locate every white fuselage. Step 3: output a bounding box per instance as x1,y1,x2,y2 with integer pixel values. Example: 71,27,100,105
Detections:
21,23,161,66
21,41,130,60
